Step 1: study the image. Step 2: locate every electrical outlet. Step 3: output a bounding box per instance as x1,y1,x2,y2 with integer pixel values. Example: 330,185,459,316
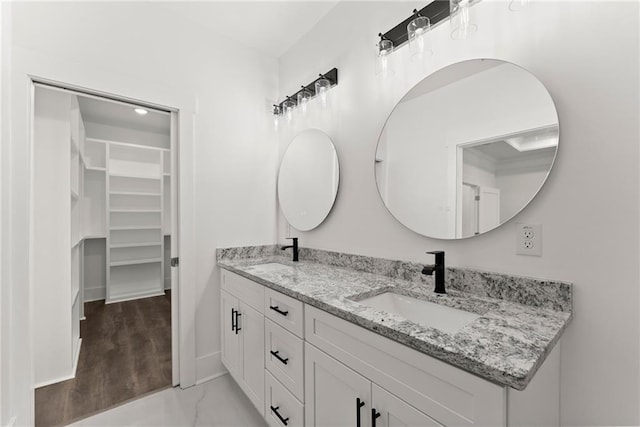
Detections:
516,223,541,256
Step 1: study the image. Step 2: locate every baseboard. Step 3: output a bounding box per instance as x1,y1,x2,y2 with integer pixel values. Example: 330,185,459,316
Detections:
34,371,76,389
84,286,105,302
195,351,226,385
71,338,82,378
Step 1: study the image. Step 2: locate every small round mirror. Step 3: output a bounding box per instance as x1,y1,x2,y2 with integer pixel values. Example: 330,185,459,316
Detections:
278,129,340,231
375,59,559,239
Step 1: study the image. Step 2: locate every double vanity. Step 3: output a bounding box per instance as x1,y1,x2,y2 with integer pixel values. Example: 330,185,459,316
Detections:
217,245,572,427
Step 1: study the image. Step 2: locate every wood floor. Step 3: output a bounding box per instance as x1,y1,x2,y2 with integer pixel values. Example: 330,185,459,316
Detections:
35,292,172,426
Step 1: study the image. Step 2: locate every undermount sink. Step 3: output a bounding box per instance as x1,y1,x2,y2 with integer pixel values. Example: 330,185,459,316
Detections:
246,262,295,274
357,292,480,335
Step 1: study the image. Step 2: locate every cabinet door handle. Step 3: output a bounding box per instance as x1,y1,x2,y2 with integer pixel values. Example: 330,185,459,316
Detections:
356,398,365,427
234,311,242,334
270,350,289,365
231,308,236,332
270,405,289,426
371,409,381,427
269,305,289,316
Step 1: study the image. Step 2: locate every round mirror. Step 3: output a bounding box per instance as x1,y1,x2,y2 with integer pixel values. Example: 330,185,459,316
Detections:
278,129,340,231
375,59,559,239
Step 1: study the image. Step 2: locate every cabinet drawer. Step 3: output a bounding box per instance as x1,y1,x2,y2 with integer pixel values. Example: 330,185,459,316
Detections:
265,319,304,401
221,269,264,313
305,305,506,426
265,288,304,338
265,371,304,427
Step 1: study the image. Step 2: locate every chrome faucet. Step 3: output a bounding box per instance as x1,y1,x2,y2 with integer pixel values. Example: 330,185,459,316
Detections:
281,237,299,262
422,251,445,294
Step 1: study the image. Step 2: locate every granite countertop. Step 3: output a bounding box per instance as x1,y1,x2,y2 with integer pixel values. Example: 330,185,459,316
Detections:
218,254,572,391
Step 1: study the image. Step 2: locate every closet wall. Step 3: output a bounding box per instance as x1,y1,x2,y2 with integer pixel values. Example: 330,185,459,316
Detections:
33,86,84,387
81,108,172,303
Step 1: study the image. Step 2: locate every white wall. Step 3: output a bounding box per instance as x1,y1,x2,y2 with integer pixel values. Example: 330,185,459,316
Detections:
3,3,278,424
277,1,639,425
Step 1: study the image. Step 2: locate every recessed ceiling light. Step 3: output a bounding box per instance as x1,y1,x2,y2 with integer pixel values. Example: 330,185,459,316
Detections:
134,108,148,115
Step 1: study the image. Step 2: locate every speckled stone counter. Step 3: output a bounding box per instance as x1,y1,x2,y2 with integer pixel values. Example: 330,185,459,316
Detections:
217,246,572,391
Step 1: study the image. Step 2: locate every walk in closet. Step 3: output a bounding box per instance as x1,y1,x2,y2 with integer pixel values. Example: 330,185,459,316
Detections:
33,85,172,387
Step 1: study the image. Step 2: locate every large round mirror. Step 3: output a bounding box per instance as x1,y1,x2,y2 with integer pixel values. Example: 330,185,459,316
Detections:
375,59,559,239
278,129,340,231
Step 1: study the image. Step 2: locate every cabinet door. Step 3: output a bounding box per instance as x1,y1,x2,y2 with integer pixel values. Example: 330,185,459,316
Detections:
372,384,442,427
239,301,265,414
221,290,241,377
305,343,371,427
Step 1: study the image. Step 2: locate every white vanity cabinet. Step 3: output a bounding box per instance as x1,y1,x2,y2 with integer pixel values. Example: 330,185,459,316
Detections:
305,338,442,427
220,270,265,415
304,305,502,426
219,269,560,427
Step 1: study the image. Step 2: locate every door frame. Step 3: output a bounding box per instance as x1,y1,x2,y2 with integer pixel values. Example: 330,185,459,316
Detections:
5,48,197,424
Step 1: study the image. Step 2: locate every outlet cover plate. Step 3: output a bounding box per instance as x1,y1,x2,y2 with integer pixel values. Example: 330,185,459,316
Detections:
516,223,542,256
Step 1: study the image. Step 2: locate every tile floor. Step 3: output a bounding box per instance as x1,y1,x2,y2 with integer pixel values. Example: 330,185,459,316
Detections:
69,374,267,426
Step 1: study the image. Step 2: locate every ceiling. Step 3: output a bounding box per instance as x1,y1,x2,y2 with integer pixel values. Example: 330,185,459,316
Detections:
78,96,170,135
159,1,340,58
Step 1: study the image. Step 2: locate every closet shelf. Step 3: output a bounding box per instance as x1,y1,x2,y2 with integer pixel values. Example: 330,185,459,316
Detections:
83,234,106,239
85,165,106,172
110,226,161,231
110,242,161,249
109,172,161,180
110,209,162,213
110,258,162,267
109,191,161,197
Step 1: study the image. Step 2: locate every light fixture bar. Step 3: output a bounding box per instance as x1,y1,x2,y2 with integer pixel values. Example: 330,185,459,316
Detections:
379,0,449,48
275,68,338,113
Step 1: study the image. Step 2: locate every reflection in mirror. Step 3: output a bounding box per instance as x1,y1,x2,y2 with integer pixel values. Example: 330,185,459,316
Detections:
375,59,559,239
278,129,340,231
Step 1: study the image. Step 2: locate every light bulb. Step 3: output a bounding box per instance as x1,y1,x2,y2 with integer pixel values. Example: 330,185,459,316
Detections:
450,0,477,40
377,37,394,78
408,14,431,60
134,108,148,115
315,77,331,109
282,98,296,122
297,87,311,114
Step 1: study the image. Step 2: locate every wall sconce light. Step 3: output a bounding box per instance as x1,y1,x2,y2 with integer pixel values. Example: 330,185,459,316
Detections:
450,0,478,40
273,68,339,124
407,9,432,59
375,1,449,73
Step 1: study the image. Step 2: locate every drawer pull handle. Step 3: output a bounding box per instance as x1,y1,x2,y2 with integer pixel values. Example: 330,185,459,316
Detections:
270,350,289,365
234,311,242,334
231,308,236,332
356,398,365,427
372,409,381,427
270,405,289,426
270,305,289,316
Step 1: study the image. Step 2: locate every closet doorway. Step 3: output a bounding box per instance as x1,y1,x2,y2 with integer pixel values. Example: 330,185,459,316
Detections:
31,83,180,426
